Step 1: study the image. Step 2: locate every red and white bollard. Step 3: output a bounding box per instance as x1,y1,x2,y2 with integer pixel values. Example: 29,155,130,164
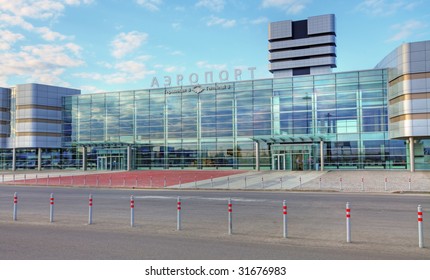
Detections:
13,192,18,221
130,195,135,227
50,193,54,223
228,198,233,235
418,205,424,248
177,196,182,231
88,194,93,225
346,202,351,243
283,200,288,238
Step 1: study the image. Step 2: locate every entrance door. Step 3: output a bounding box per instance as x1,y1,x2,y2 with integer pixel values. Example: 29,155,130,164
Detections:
292,153,311,171
111,156,124,170
97,156,108,170
97,155,125,170
272,154,286,170
292,154,303,171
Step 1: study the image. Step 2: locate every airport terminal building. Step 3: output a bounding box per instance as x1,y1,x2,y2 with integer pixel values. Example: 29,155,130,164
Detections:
1,14,430,172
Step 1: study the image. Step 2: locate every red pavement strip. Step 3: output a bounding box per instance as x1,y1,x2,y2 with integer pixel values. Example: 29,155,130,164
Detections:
9,170,247,189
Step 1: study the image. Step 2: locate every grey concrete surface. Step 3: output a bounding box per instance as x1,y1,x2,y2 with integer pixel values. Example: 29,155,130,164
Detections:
170,170,430,193
0,186,428,259
1,170,429,193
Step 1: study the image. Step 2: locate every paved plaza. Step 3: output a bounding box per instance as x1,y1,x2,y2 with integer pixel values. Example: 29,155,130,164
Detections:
0,169,429,193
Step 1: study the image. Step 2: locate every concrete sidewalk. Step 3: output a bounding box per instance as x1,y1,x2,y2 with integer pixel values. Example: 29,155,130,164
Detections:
169,170,430,193
1,169,429,193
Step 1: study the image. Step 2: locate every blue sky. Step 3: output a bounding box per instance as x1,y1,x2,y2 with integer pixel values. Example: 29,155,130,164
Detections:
0,0,429,93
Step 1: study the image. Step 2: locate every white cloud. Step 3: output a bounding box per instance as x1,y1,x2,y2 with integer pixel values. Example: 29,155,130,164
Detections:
356,0,421,16
196,60,227,71
65,0,94,5
261,0,309,14
206,16,236,28
136,0,162,12
0,0,91,85
35,26,68,41
170,50,184,56
196,0,225,12
387,20,427,42
250,17,268,25
0,13,34,30
0,30,25,50
0,43,84,85
111,31,148,59
0,0,64,20
79,85,106,94
172,22,181,30
75,57,155,84
0,0,92,42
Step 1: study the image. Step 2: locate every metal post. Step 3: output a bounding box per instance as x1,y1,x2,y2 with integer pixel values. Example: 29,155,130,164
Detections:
228,177,230,189
261,177,264,188
280,177,283,189
299,177,302,188
109,175,112,186
97,175,99,187
408,178,411,191
47,174,49,187
59,175,61,185
84,175,86,186
50,193,54,223
194,176,197,188
36,174,38,184
88,194,93,225
346,202,351,243
24,174,26,185
71,175,74,186
211,176,213,188
319,177,322,189
13,192,18,221
384,177,387,191
283,200,288,238
418,205,424,248
13,173,15,184
177,196,182,231
340,177,342,191
150,176,153,187
123,176,125,187
179,176,182,188
228,198,233,235
1,174,3,183
135,176,138,188
245,176,247,189
361,177,364,192
164,176,166,188
130,195,135,227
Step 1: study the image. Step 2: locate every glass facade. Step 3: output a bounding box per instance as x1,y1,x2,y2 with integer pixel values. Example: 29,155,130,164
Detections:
61,69,408,171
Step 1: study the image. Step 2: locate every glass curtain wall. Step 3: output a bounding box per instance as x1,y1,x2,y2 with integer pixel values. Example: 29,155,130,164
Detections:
65,69,407,171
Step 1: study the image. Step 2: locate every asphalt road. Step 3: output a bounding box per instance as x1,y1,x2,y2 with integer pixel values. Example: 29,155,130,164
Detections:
0,185,429,259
